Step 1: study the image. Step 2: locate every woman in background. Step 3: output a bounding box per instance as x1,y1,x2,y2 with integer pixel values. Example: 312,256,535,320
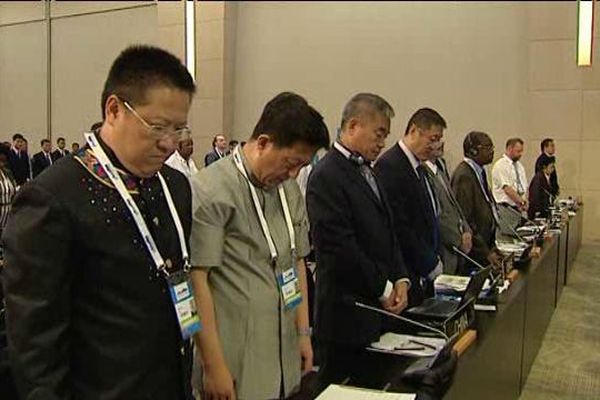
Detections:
528,156,555,220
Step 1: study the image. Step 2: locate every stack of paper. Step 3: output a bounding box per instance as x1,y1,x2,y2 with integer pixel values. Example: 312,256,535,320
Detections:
316,384,416,400
368,332,445,357
434,274,470,292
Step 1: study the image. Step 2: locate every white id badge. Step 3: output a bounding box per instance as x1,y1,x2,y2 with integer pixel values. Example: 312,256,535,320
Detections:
277,266,302,310
167,270,202,339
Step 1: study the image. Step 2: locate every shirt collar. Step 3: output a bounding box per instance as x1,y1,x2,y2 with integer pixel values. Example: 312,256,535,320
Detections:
333,141,352,160
398,139,420,176
464,157,484,175
425,160,438,174
503,153,514,163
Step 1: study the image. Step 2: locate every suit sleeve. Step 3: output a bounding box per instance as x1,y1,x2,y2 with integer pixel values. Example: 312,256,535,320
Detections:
452,171,490,262
1,183,74,400
306,170,397,300
528,174,543,219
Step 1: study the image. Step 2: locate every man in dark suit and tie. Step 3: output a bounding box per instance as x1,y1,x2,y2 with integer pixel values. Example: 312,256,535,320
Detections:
374,108,445,304
451,131,502,269
424,142,473,275
7,133,30,186
51,137,70,161
535,138,559,196
307,93,410,383
31,139,54,178
203,134,228,167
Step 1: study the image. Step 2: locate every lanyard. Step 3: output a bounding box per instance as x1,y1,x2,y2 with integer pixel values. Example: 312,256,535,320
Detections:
84,132,190,276
232,145,296,263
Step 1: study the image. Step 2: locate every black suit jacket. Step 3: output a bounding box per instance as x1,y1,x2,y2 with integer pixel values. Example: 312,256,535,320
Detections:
204,149,224,167
535,153,559,196
528,171,552,220
2,143,193,400
451,161,496,266
31,151,53,178
7,150,30,186
374,144,439,281
51,149,70,162
306,148,408,348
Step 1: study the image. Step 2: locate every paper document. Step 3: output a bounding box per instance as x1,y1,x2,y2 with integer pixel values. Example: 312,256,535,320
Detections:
434,274,470,292
474,304,497,312
368,332,445,357
316,384,416,400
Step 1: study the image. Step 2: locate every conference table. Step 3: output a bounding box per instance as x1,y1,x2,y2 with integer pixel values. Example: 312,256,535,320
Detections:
294,206,584,400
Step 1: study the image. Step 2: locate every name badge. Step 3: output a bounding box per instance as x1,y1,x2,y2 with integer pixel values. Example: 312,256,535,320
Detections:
167,270,202,339
277,266,302,311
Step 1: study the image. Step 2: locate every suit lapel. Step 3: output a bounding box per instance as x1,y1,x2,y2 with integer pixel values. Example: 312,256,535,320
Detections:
333,150,385,211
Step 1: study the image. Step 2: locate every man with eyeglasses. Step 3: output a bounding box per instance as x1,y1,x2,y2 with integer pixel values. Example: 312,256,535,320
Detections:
374,108,446,305
2,45,196,400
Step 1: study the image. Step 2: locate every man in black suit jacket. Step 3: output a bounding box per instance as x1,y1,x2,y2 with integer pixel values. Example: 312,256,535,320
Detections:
535,138,559,196
374,108,445,304
451,131,502,268
51,137,70,161
2,45,196,400
31,139,54,178
204,134,228,166
7,133,30,186
307,93,409,383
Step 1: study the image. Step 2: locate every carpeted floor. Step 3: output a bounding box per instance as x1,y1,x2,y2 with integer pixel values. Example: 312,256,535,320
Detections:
519,245,600,400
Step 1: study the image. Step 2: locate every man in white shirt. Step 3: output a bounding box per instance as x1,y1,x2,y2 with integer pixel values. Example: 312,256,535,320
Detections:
492,138,527,234
165,133,198,179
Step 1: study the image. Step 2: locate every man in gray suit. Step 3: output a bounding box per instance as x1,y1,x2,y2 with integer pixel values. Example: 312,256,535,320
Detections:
424,142,472,275
451,131,502,270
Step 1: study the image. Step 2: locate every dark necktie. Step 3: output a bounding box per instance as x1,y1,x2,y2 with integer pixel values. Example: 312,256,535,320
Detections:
481,168,500,225
417,164,440,251
360,164,381,202
46,153,52,166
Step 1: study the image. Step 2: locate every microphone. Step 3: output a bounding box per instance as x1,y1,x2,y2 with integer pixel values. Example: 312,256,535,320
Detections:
501,203,542,234
452,246,485,270
343,295,449,340
453,246,502,285
495,209,527,242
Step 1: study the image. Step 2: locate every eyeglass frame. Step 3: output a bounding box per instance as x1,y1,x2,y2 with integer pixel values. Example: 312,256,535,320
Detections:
121,98,191,140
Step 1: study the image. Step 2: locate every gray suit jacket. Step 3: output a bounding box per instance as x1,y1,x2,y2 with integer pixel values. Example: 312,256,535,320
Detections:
425,161,471,275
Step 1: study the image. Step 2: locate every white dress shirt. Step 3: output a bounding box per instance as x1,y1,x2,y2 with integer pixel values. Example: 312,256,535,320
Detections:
491,154,527,206
165,150,198,179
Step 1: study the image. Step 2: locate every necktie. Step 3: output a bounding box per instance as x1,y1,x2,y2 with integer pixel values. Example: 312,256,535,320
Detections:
46,153,52,166
417,165,439,217
513,161,524,195
360,164,381,202
417,164,440,254
481,168,500,225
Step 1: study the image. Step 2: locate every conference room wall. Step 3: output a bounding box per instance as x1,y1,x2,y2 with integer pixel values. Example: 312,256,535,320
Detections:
50,5,159,148
0,19,47,150
230,1,529,176
526,2,600,244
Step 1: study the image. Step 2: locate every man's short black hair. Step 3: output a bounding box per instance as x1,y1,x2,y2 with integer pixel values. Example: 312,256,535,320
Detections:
251,92,329,149
101,45,196,118
12,133,24,142
229,140,239,147
506,137,524,148
212,134,225,147
41,139,51,146
404,107,447,135
463,131,492,156
90,121,103,132
56,137,65,143
541,138,553,152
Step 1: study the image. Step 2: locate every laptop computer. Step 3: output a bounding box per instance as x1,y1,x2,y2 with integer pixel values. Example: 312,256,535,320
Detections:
406,266,492,319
